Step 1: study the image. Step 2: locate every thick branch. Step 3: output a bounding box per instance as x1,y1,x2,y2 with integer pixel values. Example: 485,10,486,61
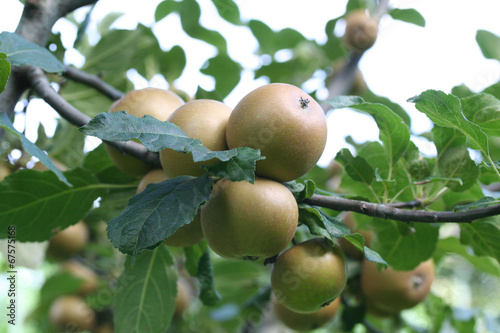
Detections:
63,66,124,101
25,66,161,168
1,0,99,122
305,194,500,223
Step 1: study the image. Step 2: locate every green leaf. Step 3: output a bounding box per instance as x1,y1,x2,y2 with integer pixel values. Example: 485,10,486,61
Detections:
248,20,276,55
82,144,137,184
476,30,500,62
326,95,364,109
80,112,262,181
298,204,351,240
160,45,186,83
107,175,213,258
361,89,412,127
435,237,500,276
371,219,439,270
46,119,86,169
248,20,307,56
454,196,499,212
200,53,241,98
336,148,374,184
0,168,103,241
40,272,86,304
0,52,10,93
451,84,474,98
114,246,178,333
409,90,489,155
363,247,387,265
81,112,228,160
179,0,227,52
211,0,242,25
204,147,264,183
83,26,157,75
197,249,222,306
346,0,377,14
461,93,500,136
154,0,180,21
404,142,431,181
343,233,365,252
389,8,426,27
85,187,137,224
349,103,411,168
183,241,208,276
460,220,500,265
0,32,64,72
433,126,479,192
0,112,70,185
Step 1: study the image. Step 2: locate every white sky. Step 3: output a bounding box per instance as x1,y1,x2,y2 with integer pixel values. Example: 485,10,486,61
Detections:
2,0,500,165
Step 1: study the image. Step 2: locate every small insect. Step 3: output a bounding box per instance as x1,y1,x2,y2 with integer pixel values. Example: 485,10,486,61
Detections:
299,97,310,108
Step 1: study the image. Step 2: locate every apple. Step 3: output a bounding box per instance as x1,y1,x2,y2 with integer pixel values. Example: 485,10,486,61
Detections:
272,293,341,331
271,238,347,313
160,99,232,178
361,259,435,316
226,83,327,182
49,295,96,332
105,87,184,177
343,9,379,53
47,221,89,259
200,177,298,260
60,260,99,295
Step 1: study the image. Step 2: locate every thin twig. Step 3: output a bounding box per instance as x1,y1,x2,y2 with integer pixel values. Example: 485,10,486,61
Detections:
63,66,125,101
305,194,500,223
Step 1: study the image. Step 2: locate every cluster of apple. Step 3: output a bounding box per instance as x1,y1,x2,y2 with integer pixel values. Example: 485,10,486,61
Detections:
44,219,192,332
45,221,103,332
107,83,351,329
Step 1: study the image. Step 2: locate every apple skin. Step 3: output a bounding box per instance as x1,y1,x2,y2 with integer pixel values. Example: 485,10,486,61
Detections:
137,169,204,247
60,260,99,295
160,99,232,178
361,259,435,316
226,83,327,182
106,87,184,178
49,295,96,332
271,238,347,314
200,177,298,260
47,221,89,259
343,9,379,53
272,293,341,331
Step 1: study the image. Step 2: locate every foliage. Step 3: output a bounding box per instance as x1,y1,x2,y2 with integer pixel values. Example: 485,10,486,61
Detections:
1,0,500,332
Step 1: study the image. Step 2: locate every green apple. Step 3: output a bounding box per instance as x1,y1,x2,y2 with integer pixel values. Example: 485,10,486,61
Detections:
226,83,327,182
271,237,347,313
361,259,435,316
272,293,341,331
105,87,184,177
200,177,298,260
160,99,232,178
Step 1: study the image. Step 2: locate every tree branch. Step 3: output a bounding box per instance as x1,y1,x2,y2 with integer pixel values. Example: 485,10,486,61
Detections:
305,194,500,223
0,0,99,126
25,66,161,168
63,66,125,101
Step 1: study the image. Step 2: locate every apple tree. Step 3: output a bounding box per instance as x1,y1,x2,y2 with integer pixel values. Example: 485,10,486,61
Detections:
1,0,500,332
